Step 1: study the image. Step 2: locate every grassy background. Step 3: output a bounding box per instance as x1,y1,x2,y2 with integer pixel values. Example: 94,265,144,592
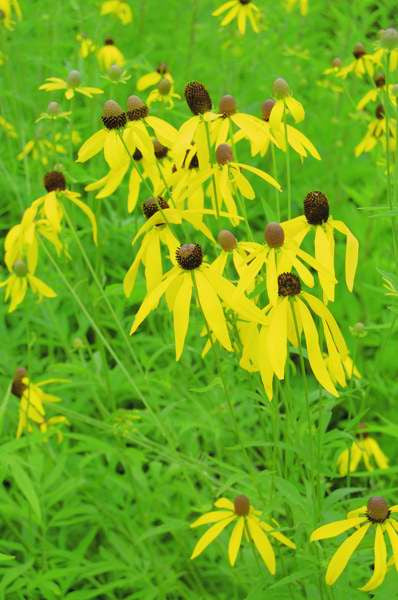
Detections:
1,0,398,598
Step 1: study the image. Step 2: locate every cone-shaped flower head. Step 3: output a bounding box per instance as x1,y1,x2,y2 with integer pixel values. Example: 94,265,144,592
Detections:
176,243,203,270
184,81,212,115
217,229,237,251
216,143,233,165
66,69,81,87
142,197,169,220
102,99,127,129
265,222,285,248
44,171,66,192
127,95,149,120
219,94,237,116
304,191,329,225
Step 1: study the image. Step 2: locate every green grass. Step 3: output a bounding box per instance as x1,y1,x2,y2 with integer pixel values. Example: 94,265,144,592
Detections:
1,0,398,598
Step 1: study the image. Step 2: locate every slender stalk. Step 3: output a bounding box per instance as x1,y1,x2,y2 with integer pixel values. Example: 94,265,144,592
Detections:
384,52,398,260
203,119,220,218
283,103,292,219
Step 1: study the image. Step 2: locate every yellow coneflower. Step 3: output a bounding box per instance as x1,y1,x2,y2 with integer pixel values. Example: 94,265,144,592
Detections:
0,257,56,313
337,423,389,476
337,43,380,79
355,104,396,156
237,222,331,304
282,191,359,302
11,368,68,440
32,171,98,244
286,0,308,15
191,495,295,570
137,62,173,92
97,38,125,71
35,101,71,123
17,131,67,166
168,150,207,221
256,272,349,396
210,94,269,149
254,98,320,161
39,70,103,100
0,114,17,138
311,496,398,591
173,81,215,168
100,0,132,25
211,229,249,278
269,78,305,131
76,33,96,59
0,0,22,30
212,1,261,35
147,77,181,109
130,243,266,360
357,73,390,110
101,64,131,85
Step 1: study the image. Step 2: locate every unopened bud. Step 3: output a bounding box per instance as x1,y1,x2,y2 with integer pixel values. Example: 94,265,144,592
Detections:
13,259,28,277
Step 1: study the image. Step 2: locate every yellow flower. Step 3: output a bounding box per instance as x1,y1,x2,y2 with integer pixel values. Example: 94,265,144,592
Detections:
147,78,181,109
101,64,131,85
100,0,132,25
173,81,215,168
212,1,261,35
35,101,71,122
257,272,349,396
211,229,251,278
269,78,305,131
97,38,125,71
130,242,266,360
337,424,389,476
39,70,103,100
282,191,359,302
17,132,66,166
0,114,17,138
0,0,22,30
355,105,396,156
356,73,395,110
210,94,269,149
11,368,68,440
76,33,96,59
286,0,308,15
191,495,295,570
137,63,173,91
337,44,381,79
0,257,56,313
197,143,280,223
311,496,398,591
237,222,329,303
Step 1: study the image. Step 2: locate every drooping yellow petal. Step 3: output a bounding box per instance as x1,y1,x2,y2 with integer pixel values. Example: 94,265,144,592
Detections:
385,522,398,571
315,226,335,302
247,517,276,574
268,297,288,379
68,193,98,244
331,219,359,292
137,71,161,91
311,517,368,541
365,437,389,469
325,524,371,585
191,510,234,528
214,498,234,510
261,521,296,549
194,270,232,351
173,274,192,360
190,516,236,560
77,129,107,163
228,517,245,566
285,96,305,123
360,525,387,592
266,248,278,304
212,0,236,17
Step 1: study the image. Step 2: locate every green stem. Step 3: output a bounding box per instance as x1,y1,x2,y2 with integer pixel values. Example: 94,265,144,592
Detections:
283,103,292,219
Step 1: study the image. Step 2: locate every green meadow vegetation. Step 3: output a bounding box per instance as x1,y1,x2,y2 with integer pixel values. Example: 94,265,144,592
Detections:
1,0,398,598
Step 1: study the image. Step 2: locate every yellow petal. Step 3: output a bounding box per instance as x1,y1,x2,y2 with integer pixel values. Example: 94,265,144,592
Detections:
228,517,245,566
311,517,367,541
191,510,234,528
286,96,305,123
268,298,288,379
360,525,387,592
325,523,370,585
173,274,192,360
385,522,398,571
247,517,276,574
261,521,296,549
332,220,359,292
77,129,107,163
214,498,234,510
194,270,232,351
130,268,181,333
190,516,236,560
137,71,161,91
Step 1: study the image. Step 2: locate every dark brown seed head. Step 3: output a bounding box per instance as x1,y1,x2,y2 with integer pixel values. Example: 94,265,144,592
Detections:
48,101,60,115
11,367,28,398
102,100,127,129
219,94,236,117
353,43,366,59
239,0,251,4
142,197,169,220
153,139,168,159
265,222,285,248
261,98,275,121
375,103,385,120
217,229,237,251
158,78,172,96
156,62,168,75
216,143,233,165
104,38,114,45
133,147,143,161
278,273,301,296
176,243,203,270
127,95,149,120
184,81,212,115
44,171,66,192
304,191,329,225
67,69,81,87
374,73,385,88
272,77,290,99
367,497,389,522
13,259,28,277
332,57,342,68
234,495,250,516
